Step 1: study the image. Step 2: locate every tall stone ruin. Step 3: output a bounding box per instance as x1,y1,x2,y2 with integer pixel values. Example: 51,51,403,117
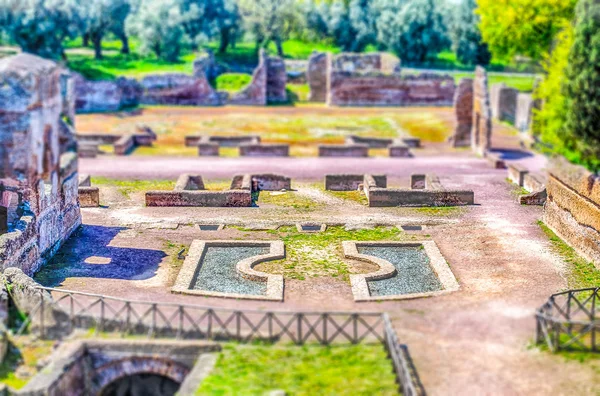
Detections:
0,54,81,276
452,78,473,147
471,66,493,155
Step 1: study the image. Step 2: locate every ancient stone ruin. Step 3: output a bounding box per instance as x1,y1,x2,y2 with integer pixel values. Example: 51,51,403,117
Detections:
490,83,519,123
0,54,81,276
452,78,474,147
73,49,287,112
471,66,493,156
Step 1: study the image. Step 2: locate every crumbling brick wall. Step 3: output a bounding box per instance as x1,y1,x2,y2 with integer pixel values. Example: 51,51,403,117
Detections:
453,78,473,147
266,56,288,103
327,71,455,107
471,66,492,155
0,54,81,276
490,83,519,123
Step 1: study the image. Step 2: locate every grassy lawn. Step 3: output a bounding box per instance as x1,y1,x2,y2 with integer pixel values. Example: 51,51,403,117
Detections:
214,73,252,93
196,343,398,396
76,106,455,157
538,221,600,289
453,71,537,92
256,226,415,281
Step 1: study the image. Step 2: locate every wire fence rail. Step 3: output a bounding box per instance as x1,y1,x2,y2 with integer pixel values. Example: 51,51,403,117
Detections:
536,287,599,352
18,287,425,396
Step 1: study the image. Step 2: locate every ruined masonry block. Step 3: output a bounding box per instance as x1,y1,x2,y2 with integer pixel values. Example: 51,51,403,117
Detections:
239,144,289,157
319,145,369,158
472,66,493,155
411,175,427,190
453,78,473,147
389,144,411,158
79,187,100,208
198,143,219,156
508,164,529,186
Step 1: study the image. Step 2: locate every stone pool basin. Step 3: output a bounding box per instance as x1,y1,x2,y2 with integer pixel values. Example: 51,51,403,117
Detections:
172,240,285,301
343,241,459,301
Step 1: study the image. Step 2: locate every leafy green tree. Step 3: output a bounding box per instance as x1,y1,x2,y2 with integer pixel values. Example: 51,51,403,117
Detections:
327,0,356,51
0,0,79,59
451,0,490,66
563,0,600,170
376,0,449,63
304,0,331,42
477,0,577,61
126,0,189,61
80,0,131,59
239,0,301,56
349,0,376,51
109,0,133,54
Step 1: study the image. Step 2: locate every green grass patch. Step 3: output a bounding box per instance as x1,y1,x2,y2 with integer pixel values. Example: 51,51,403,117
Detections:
451,71,536,92
214,73,252,93
67,52,197,81
325,190,369,205
256,226,412,281
0,338,54,390
257,191,322,212
538,221,600,288
412,206,466,217
91,177,175,198
196,343,398,396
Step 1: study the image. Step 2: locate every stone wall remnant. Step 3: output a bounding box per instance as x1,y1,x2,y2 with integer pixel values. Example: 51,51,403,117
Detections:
307,52,329,102
140,73,222,106
319,144,369,157
490,83,519,123
452,78,473,147
239,144,290,157
266,56,288,103
0,54,81,276
515,93,536,133
471,66,493,156
230,49,268,106
327,71,455,107
544,157,600,268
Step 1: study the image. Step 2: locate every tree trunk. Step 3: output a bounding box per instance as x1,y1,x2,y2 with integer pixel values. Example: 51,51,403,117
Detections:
218,28,230,54
92,35,103,60
119,33,130,55
83,33,90,47
275,38,284,57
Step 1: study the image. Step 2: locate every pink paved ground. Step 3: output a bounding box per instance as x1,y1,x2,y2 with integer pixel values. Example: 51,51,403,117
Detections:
46,115,598,394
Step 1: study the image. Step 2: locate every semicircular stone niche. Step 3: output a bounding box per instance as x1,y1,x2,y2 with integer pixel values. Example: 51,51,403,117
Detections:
172,240,284,301
343,241,459,301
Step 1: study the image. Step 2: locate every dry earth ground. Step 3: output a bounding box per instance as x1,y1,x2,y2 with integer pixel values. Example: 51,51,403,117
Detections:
44,106,600,395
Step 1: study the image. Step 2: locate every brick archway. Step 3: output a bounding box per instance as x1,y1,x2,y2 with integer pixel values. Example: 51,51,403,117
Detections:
93,356,190,395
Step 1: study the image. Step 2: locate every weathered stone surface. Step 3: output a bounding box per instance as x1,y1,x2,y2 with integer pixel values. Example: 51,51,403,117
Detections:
0,54,81,276
307,52,329,102
490,83,519,123
544,157,600,268
78,187,100,208
471,66,493,155
325,174,386,191
328,72,455,107
239,144,289,157
515,93,535,133
319,144,369,157
73,73,122,113
140,73,222,106
367,188,475,207
116,77,143,108
175,174,205,191
453,78,473,147
146,190,252,207
266,56,288,103
230,49,268,106
389,144,412,158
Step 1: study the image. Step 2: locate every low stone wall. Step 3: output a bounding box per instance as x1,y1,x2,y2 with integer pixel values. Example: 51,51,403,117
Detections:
230,174,291,191
389,143,411,158
345,135,393,148
319,144,369,157
544,157,600,268
328,72,455,107
367,188,475,207
146,190,251,207
239,144,289,157
113,135,135,155
230,50,267,106
140,74,222,106
490,83,519,123
325,174,386,191
186,135,261,147
73,74,125,113
175,174,205,191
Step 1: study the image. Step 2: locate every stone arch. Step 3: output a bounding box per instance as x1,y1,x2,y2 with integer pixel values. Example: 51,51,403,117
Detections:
93,356,190,395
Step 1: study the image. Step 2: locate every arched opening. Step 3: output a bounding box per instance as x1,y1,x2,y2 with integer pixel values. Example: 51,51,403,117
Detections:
99,373,180,396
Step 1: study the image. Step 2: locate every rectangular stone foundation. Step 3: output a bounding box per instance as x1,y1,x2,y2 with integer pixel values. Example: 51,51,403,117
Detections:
239,144,289,157
367,188,475,207
319,145,369,157
145,190,252,207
